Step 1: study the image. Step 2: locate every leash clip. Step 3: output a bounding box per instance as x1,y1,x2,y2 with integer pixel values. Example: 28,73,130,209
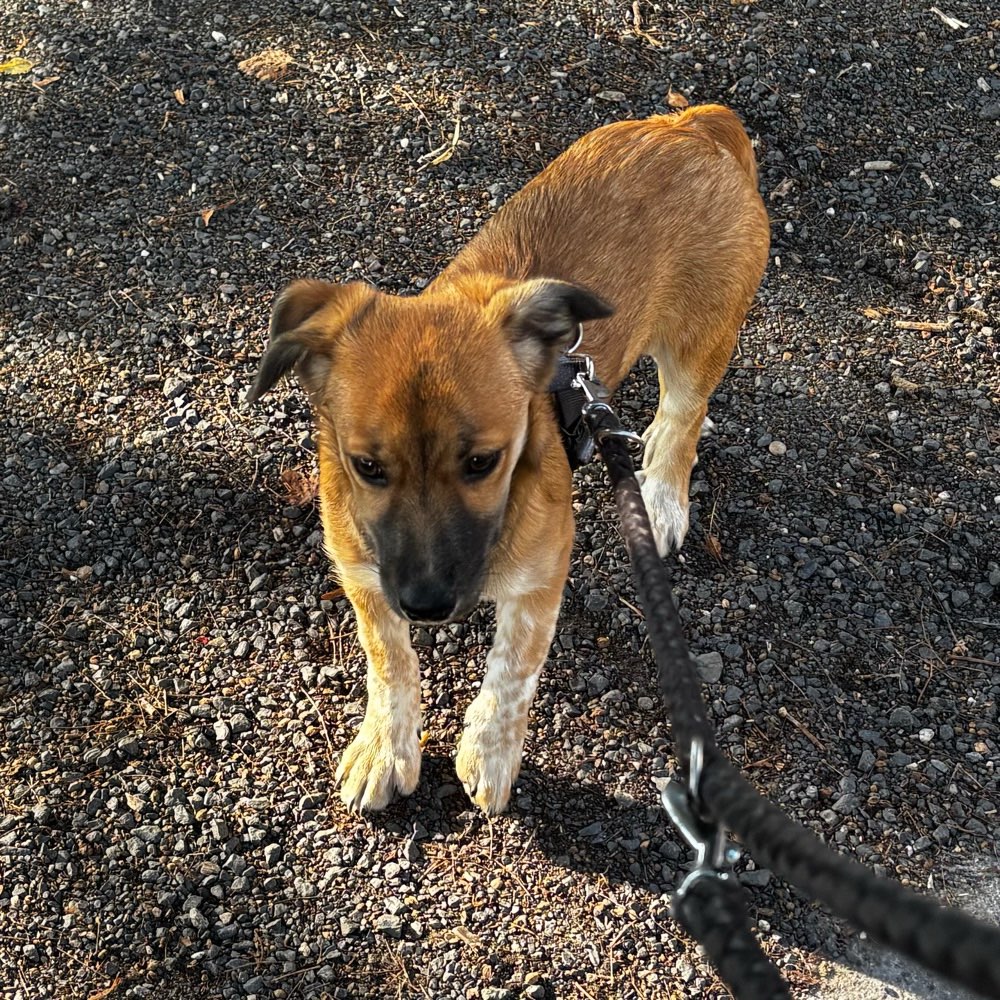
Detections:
580,398,645,457
660,738,739,899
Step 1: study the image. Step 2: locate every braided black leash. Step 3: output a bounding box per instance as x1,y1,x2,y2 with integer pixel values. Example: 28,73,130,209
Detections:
582,400,1000,1000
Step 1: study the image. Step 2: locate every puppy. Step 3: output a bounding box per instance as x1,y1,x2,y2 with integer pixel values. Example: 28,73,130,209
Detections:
248,104,769,815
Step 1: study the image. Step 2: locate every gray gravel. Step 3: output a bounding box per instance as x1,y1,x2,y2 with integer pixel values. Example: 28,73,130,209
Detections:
1,1,998,998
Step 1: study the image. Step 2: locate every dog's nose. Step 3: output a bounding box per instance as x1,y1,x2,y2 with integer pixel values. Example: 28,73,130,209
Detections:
397,582,456,623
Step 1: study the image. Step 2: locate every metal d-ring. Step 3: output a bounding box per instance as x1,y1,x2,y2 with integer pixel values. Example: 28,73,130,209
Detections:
567,322,585,355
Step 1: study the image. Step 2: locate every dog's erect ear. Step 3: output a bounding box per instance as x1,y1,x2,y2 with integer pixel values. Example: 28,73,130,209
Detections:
497,279,614,387
247,280,374,403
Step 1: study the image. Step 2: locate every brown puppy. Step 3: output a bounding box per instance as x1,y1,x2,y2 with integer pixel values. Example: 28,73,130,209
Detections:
249,104,769,815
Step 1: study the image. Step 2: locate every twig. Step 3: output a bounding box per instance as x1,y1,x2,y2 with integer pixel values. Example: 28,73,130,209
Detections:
778,706,826,751
894,319,951,333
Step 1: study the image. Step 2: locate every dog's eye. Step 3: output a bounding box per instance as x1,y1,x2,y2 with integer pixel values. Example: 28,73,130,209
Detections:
351,456,387,485
464,451,501,480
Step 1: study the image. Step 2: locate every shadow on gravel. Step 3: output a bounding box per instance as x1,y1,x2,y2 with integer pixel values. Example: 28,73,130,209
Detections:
0,411,328,663
520,769,973,999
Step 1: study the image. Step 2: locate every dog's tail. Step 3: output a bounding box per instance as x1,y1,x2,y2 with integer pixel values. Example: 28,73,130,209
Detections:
672,104,759,187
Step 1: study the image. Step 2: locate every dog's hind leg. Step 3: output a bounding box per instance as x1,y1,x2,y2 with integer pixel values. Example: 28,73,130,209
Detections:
335,585,422,812
638,332,734,555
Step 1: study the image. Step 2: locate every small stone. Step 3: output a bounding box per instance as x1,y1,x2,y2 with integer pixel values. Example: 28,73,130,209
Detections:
932,824,952,845
767,440,787,456
918,728,934,744
244,976,265,993
596,90,626,102
888,707,916,730
892,502,907,516
525,986,546,1000
950,590,970,607
375,914,403,937
213,720,231,742
739,868,772,887
864,160,894,171
162,376,185,399
586,672,609,697
783,600,804,621
211,30,228,44
695,651,724,683
264,844,282,867
832,793,858,815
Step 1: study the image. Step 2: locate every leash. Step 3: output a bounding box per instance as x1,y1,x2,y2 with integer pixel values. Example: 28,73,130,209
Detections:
555,363,1000,999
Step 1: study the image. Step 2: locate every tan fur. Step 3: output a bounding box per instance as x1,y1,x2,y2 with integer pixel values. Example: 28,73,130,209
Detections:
253,103,769,814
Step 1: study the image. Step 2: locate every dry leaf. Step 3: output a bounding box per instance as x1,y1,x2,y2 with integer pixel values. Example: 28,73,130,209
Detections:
667,88,689,109
705,535,723,562
320,587,345,602
88,976,123,1000
769,177,795,201
238,48,293,82
451,926,483,948
198,199,234,228
32,75,59,89
891,372,922,393
174,88,185,105
280,467,318,506
862,308,882,320
0,57,33,75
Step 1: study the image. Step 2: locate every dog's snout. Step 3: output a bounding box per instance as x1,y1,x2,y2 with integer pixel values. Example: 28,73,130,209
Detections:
397,580,457,623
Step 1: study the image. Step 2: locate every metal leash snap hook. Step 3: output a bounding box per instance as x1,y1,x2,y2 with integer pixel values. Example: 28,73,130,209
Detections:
661,737,738,898
581,398,645,457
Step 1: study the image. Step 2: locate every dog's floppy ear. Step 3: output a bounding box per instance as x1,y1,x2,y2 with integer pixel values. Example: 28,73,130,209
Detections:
498,279,613,387
247,280,374,403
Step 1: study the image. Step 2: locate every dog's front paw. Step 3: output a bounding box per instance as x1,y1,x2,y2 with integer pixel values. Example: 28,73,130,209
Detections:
335,714,421,813
637,472,690,556
455,697,524,815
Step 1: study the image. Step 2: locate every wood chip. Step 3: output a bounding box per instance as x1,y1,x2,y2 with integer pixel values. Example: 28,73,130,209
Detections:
238,48,293,82
893,320,950,333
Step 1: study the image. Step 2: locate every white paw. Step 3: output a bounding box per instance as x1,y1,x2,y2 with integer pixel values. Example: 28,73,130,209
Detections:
637,473,690,556
335,712,421,813
455,694,524,816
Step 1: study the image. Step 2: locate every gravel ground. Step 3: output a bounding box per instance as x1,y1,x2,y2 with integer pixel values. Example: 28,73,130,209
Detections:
1,1,998,998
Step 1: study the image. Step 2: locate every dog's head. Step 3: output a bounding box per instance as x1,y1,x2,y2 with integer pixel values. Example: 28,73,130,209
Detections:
248,276,612,623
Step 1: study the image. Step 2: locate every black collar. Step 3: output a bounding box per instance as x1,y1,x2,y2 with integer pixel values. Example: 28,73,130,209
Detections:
548,351,607,470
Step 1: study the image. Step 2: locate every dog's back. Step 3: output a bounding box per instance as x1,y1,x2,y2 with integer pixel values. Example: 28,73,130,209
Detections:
440,104,769,555
667,103,759,186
